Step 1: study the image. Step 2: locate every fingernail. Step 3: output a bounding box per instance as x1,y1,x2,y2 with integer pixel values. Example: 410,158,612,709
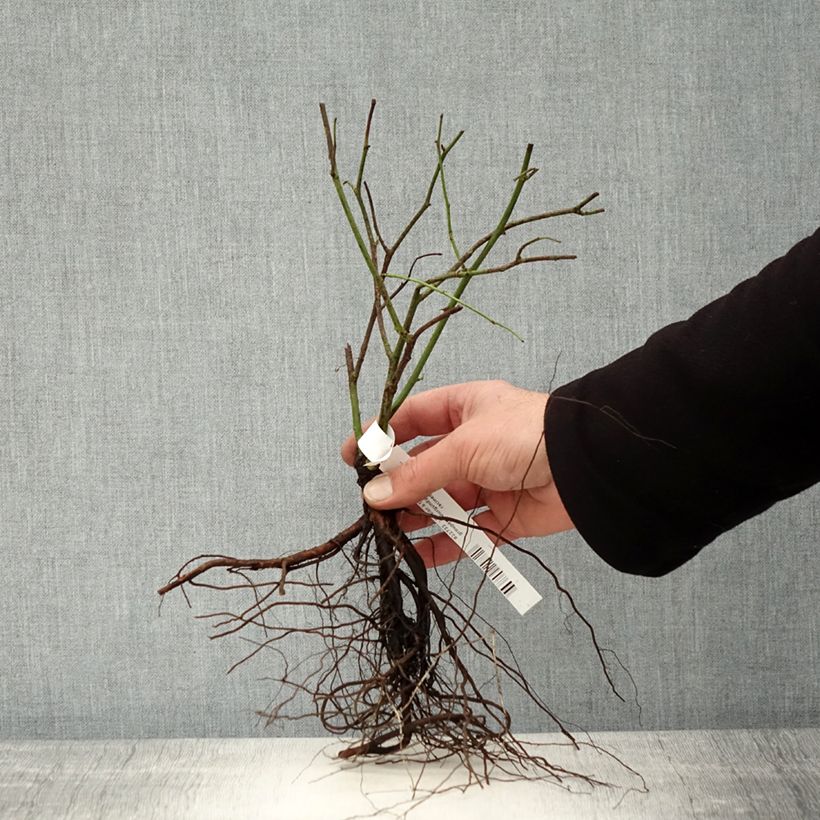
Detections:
364,474,392,503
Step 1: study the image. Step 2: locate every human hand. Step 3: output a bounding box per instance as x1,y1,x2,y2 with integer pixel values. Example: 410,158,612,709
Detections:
340,380,575,568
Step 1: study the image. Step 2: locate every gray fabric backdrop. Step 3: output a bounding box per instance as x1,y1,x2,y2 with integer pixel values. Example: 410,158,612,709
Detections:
1,0,817,739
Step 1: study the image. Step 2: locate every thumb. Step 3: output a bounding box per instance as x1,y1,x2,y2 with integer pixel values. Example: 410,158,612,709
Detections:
363,434,463,509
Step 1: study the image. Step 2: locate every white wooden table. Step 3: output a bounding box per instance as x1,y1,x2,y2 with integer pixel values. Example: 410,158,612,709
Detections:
1,729,818,819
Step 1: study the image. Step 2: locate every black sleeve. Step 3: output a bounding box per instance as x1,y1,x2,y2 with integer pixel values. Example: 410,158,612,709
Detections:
544,227,820,577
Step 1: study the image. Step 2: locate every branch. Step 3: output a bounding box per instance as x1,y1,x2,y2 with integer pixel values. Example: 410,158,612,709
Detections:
344,180,377,263
363,181,389,253
391,306,463,387
373,280,392,357
353,302,379,378
447,192,605,275
388,252,442,300
515,234,562,259
436,114,461,262
409,304,463,341
355,98,376,193
429,253,577,285
382,128,465,272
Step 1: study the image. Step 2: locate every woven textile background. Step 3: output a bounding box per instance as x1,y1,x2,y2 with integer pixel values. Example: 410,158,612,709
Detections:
1,0,817,739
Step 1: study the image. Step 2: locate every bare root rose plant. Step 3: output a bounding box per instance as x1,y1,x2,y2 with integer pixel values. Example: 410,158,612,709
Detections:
159,100,643,804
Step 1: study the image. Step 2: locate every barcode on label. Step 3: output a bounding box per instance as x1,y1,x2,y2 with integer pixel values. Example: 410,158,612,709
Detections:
466,542,517,598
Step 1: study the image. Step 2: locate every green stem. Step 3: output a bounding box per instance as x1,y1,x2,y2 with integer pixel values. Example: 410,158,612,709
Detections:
383,129,465,271
330,172,403,337
345,344,363,438
320,104,403,340
390,145,536,414
349,389,362,439
436,115,461,262
344,180,377,260
384,275,523,341
377,288,422,427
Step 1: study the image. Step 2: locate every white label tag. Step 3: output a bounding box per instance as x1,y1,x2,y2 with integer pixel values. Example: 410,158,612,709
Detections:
358,423,542,616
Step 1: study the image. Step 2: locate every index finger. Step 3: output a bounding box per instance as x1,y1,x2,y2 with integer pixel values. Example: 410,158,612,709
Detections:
340,382,473,465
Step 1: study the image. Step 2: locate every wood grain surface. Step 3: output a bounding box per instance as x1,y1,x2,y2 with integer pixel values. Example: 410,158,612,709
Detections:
1,729,818,819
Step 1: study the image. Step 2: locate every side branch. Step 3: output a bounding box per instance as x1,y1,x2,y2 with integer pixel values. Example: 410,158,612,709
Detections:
428,253,578,285
382,129,465,271
449,192,604,275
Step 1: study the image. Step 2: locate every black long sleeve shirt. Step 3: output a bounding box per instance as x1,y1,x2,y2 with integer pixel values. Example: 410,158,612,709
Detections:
544,227,820,576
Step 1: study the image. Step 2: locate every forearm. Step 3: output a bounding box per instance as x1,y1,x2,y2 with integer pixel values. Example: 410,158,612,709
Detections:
544,227,820,576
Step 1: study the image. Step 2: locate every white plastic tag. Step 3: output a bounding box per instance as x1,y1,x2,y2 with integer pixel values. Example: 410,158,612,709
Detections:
358,423,542,615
